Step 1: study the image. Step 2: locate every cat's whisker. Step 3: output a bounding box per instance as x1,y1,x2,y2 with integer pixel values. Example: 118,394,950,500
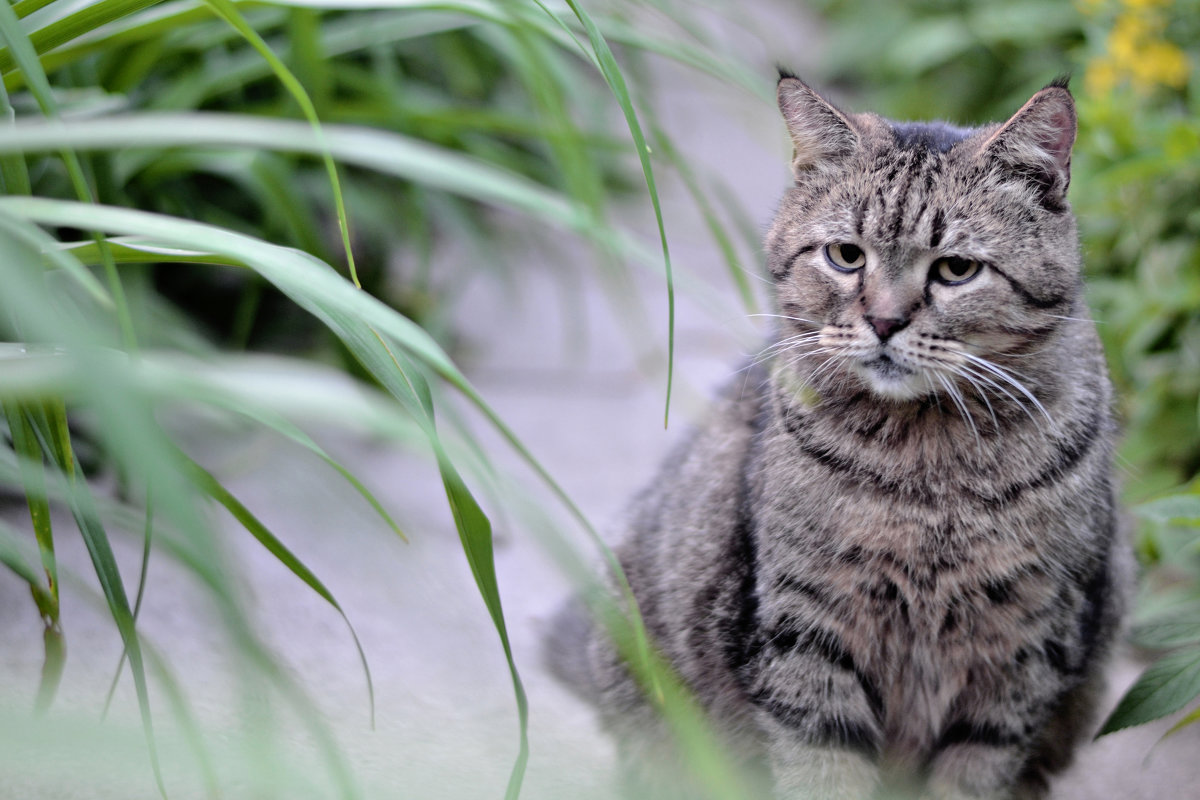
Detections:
934,371,981,448
959,352,1055,430
748,312,826,329
744,333,825,371
943,365,1000,432
952,361,1039,429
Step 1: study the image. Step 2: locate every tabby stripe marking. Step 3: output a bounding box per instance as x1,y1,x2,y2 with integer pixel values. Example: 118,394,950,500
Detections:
750,694,881,759
776,243,818,279
933,719,1025,752
760,623,885,722
783,401,1104,509
983,405,1104,507
988,262,1071,310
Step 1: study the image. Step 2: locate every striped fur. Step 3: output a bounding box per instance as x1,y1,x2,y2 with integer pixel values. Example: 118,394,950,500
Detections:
548,77,1131,800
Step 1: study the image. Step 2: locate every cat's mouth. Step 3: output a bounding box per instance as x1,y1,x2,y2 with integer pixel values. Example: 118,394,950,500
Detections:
855,353,926,400
865,353,911,378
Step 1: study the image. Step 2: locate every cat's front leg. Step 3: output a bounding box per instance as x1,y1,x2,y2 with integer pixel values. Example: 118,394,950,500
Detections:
924,740,1030,800
745,616,886,799
762,728,879,800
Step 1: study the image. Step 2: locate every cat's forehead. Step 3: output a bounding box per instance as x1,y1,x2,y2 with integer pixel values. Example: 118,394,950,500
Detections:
886,121,978,154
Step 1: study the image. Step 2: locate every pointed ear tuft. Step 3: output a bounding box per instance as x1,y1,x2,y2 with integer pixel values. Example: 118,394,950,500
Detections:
979,84,1077,210
777,77,859,176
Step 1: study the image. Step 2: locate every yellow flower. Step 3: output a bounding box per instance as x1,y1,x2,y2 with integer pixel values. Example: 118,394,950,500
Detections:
1086,58,1122,95
1131,41,1190,89
1107,13,1154,64
1088,4,1192,96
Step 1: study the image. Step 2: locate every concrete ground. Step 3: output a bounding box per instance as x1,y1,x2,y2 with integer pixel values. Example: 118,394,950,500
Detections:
1,3,1198,799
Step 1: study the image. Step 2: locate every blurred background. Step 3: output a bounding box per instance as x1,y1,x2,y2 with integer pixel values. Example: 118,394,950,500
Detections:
0,0,1198,797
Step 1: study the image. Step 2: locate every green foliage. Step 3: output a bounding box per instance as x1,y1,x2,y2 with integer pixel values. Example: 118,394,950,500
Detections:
0,0,764,796
813,0,1200,742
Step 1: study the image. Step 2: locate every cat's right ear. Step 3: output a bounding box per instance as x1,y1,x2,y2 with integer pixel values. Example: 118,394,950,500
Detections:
777,76,859,175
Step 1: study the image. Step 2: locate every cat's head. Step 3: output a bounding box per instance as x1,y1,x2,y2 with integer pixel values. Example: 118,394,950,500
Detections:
766,75,1081,408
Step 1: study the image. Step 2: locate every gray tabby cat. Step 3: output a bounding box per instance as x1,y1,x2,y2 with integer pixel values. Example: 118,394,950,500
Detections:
548,74,1132,800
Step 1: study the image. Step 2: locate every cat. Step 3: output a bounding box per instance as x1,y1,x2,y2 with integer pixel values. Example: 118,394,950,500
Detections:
547,73,1132,800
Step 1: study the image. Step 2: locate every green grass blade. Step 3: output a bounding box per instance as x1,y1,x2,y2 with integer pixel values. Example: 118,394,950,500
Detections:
0,212,113,307
64,454,167,797
0,515,50,599
0,0,134,348
1162,703,1200,740
0,112,588,230
201,0,359,286
0,0,164,74
325,319,528,798
12,0,59,20
539,0,676,426
102,488,155,718
0,73,29,195
435,446,528,799
180,450,377,728
225,403,408,541
2,402,58,617
1,401,65,712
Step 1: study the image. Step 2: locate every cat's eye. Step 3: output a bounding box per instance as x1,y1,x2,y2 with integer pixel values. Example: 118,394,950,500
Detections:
824,243,866,273
932,256,982,285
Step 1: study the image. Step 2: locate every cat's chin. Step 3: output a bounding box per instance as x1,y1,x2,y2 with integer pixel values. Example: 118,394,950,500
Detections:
854,356,929,401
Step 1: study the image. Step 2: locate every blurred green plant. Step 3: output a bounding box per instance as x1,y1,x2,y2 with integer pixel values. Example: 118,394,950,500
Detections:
0,0,768,797
812,0,1200,746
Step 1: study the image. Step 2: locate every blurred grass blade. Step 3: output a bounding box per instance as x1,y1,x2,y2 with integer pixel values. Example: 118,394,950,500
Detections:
0,74,29,195
327,321,528,798
180,450,377,728
63,452,166,797
436,447,528,799
224,402,407,542
0,516,51,602
102,487,155,718
540,0,676,426
0,112,590,233
143,643,220,800
0,212,113,307
0,0,164,74
1162,702,1200,740
202,0,359,286
0,0,134,348
1,401,64,712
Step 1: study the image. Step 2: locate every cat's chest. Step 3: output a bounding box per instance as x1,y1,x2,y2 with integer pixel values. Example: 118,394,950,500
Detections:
750,469,1066,758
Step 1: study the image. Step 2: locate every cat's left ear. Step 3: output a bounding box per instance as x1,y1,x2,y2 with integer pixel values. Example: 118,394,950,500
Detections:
977,80,1076,209
777,75,860,176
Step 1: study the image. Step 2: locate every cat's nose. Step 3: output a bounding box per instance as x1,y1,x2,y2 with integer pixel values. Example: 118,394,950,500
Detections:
866,314,908,341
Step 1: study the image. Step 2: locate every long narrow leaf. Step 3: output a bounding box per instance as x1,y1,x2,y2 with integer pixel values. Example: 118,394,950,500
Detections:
181,450,377,728
539,0,676,426
0,516,50,595
2,402,58,618
64,453,166,797
0,0,134,347
202,0,359,285
0,0,164,74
